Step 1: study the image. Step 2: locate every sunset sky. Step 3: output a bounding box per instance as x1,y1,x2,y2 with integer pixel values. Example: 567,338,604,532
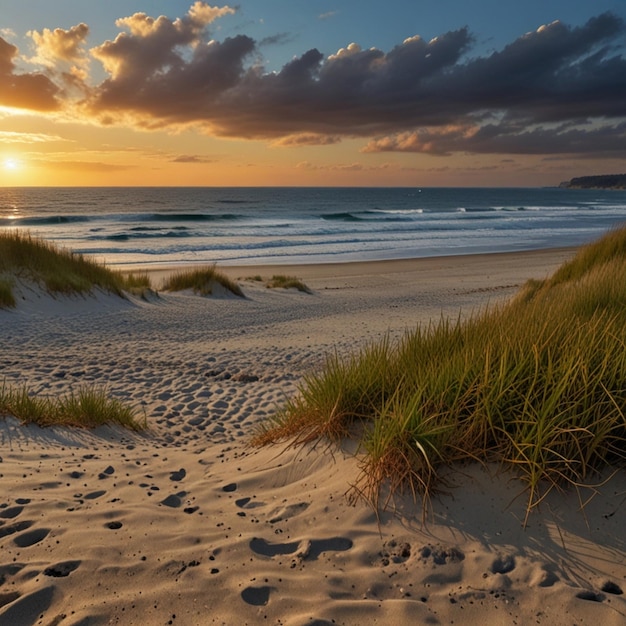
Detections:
1,0,625,187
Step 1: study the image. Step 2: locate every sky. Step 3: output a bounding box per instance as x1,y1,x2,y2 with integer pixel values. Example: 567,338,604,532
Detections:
0,1,625,187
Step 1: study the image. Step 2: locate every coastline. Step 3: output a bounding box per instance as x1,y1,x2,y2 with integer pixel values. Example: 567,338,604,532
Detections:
1,245,625,625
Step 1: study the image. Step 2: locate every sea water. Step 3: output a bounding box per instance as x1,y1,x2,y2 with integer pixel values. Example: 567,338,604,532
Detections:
1,187,625,268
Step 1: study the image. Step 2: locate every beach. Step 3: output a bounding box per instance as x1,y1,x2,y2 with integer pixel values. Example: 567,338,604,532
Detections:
1,247,625,626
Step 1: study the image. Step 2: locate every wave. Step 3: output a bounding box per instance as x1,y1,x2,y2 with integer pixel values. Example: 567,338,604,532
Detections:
96,230,195,242
146,212,242,222
0,215,92,226
321,210,418,222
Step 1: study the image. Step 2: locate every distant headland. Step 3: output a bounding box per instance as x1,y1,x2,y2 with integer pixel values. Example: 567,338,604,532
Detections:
559,174,626,190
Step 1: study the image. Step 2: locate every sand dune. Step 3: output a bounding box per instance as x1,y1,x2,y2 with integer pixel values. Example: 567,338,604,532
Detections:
1,249,625,625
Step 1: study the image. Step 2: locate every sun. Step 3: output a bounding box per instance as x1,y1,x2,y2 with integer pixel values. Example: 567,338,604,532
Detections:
4,158,19,171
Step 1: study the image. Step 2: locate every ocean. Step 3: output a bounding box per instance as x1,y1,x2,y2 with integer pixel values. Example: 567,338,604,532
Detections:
1,186,625,268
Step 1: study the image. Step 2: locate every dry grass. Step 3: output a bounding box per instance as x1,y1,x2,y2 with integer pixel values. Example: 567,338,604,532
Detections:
162,265,244,297
255,226,626,520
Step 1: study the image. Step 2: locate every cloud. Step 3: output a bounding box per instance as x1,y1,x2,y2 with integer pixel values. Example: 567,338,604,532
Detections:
0,130,69,144
170,154,215,163
0,37,59,110
2,3,626,160
363,120,626,158
28,23,90,67
33,159,133,172
272,133,342,147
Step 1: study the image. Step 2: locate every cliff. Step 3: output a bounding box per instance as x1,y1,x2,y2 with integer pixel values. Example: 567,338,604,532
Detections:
559,174,626,190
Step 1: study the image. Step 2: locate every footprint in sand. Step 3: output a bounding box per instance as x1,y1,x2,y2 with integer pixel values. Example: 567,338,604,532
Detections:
44,560,81,578
169,468,186,481
0,520,34,539
249,536,353,560
0,506,23,519
490,554,516,575
267,502,309,523
13,527,50,548
241,585,272,606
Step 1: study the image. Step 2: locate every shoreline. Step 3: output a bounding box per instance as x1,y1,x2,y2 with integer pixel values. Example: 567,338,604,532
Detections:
1,245,625,625
137,246,578,288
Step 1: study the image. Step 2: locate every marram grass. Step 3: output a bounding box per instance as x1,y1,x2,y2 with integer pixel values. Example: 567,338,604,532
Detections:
0,230,163,307
255,226,626,520
0,383,145,431
267,275,312,293
0,230,125,302
162,265,244,297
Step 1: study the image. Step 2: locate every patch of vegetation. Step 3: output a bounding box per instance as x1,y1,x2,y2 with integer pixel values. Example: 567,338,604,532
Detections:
267,275,312,293
0,383,145,431
0,231,167,307
162,265,244,297
254,226,626,522
0,277,15,308
0,230,132,307
120,272,155,300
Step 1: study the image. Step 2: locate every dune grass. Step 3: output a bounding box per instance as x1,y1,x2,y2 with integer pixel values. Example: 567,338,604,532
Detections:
162,265,244,297
254,226,626,521
0,383,145,431
120,272,154,299
267,275,312,293
0,230,164,307
0,277,15,308
0,230,125,301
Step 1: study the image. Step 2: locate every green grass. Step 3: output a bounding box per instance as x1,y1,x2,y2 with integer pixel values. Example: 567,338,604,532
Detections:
254,226,626,521
267,275,312,293
0,383,145,431
0,278,15,308
120,272,155,299
162,265,244,297
0,230,125,299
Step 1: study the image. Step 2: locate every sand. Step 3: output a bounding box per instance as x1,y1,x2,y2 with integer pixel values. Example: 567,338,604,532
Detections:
1,249,625,626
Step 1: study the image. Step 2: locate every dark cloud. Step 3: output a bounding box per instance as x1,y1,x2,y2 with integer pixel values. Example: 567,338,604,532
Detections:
4,3,626,158
259,33,294,47
363,120,626,158
0,37,60,110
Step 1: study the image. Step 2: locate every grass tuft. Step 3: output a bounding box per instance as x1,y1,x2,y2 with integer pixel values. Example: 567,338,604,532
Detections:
0,230,125,301
0,277,16,308
162,265,244,297
0,382,145,431
255,225,626,520
267,275,312,293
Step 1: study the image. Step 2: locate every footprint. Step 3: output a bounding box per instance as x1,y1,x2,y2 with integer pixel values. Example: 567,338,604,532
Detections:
241,586,272,606
170,469,186,482
576,590,605,602
83,490,106,500
105,521,123,530
13,527,50,547
490,554,516,574
0,520,34,539
44,561,81,578
250,536,353,560
268,502,309,523
160,493,187,508
0,506,23,520
601,581,623,595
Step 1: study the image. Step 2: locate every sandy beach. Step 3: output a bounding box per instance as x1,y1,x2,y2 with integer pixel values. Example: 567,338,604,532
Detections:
1,248,625,626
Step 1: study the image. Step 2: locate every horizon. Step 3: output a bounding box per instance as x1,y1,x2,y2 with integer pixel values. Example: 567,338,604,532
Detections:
1,1,625,188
